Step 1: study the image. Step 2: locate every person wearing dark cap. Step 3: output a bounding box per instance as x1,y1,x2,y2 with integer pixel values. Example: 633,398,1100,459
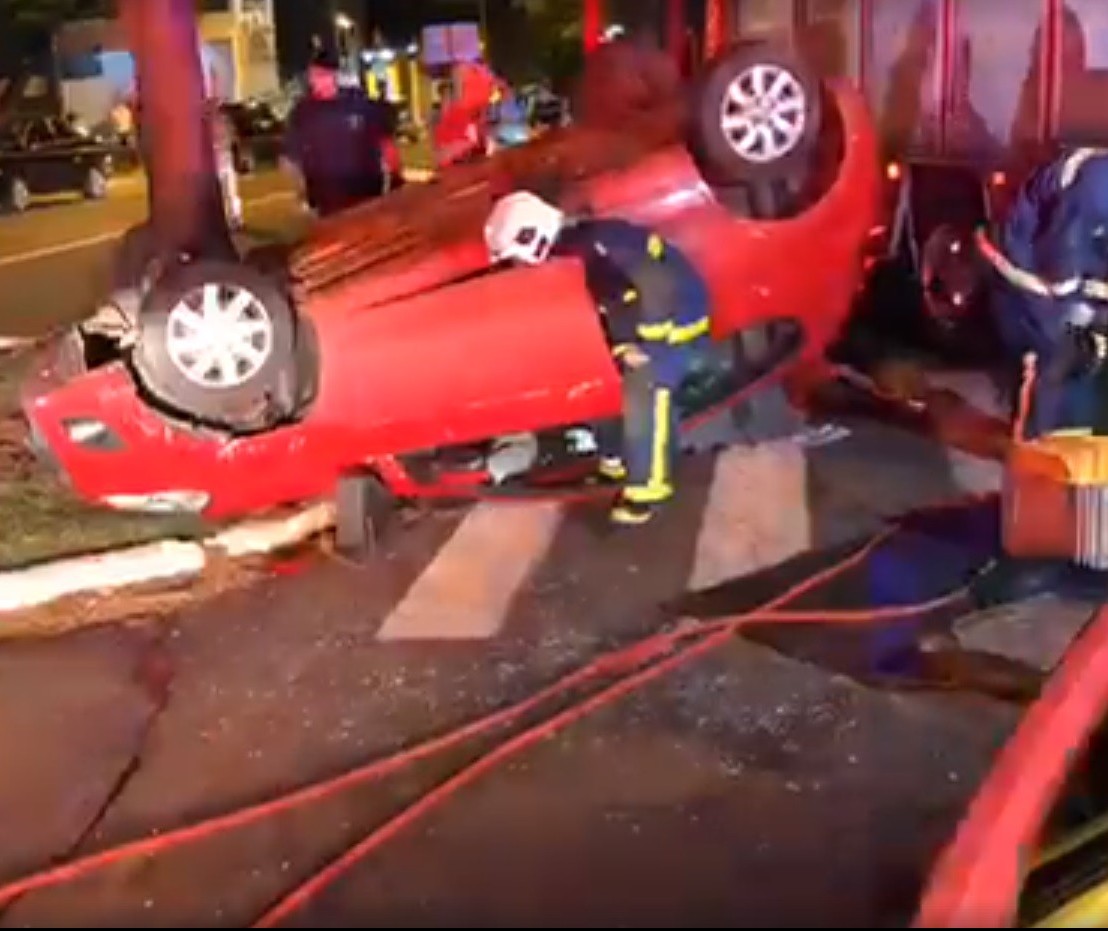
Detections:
281,45,393,216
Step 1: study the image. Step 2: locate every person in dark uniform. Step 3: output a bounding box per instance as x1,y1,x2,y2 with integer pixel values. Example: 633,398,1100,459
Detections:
281,47,389,217
484,191,711,525
980,147,1108,436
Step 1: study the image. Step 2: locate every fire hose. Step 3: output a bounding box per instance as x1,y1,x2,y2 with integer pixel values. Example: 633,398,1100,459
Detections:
0,507,981,927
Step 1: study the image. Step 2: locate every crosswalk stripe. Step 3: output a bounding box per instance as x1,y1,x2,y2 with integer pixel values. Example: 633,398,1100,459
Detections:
376,501,564,641
687,443,812,592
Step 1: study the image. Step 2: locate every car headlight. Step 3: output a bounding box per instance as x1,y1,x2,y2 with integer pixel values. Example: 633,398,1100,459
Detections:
61,417,123,451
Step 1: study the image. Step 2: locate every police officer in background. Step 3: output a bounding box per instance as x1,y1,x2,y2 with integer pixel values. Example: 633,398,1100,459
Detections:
282,46,390,217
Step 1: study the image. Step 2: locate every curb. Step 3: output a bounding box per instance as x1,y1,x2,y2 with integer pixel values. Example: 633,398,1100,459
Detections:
0,502,336,615
0,173,441,614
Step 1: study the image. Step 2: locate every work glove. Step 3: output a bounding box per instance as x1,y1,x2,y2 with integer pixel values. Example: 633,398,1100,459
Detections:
1061,321,1108,377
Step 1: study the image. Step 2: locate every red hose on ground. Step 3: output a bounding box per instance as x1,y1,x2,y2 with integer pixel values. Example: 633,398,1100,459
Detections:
0,519,972,925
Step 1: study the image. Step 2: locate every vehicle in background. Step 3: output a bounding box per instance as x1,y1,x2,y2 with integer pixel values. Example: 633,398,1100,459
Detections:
672,0,1108,361
520,84,568,130
488,92,533,149
0,114,116,213
915,604,1108,927
221,99,285,175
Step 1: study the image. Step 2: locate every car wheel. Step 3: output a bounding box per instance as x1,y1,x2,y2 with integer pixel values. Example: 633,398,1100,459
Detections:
132,260,300,433
83,165,108,200
4,176,30,213
692,42,821,185
335,471,394,561
918,224,997,357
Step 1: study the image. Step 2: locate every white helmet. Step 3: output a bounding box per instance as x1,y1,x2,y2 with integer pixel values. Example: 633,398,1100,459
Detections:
485,191,565,265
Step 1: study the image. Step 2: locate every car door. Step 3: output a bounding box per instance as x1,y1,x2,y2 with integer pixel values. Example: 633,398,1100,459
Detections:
50,117,100,185
20,118,62,192
914,604,1108,927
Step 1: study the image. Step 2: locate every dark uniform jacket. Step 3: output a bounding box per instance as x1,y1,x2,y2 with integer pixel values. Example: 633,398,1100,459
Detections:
554,218,710,385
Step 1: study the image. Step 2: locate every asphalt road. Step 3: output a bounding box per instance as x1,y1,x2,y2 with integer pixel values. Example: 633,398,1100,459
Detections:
0,432,1041,925
0,189,1079,926
0,169,302,337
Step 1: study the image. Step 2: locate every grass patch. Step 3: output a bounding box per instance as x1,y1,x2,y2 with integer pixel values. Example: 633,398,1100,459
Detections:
0,477,209,571
0,349,210,570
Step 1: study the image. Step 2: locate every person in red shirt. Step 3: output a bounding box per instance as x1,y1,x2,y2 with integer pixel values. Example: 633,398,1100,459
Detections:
432,60,501,168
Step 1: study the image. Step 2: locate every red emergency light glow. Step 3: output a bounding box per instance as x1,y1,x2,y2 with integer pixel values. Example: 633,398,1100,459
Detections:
886,161,902,181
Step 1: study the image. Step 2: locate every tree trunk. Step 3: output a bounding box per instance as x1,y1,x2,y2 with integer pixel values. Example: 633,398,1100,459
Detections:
118,0,234,262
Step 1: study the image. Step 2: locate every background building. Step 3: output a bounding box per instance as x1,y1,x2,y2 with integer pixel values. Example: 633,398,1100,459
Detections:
52,0,279,127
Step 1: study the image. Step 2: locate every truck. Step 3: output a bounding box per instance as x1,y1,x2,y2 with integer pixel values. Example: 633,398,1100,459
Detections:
587,0,1108,356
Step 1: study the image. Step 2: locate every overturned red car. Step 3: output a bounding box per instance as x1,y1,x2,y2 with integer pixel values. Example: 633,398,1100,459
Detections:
20,42,880,542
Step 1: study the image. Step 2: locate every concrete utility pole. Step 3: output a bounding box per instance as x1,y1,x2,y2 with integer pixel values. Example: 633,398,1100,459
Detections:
118,0,234,262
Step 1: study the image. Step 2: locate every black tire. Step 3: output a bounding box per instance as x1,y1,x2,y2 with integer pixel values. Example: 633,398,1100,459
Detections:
3,175,30,213
83,164,108,200
132,260,300,433
691,42,821,186
335,472,393,560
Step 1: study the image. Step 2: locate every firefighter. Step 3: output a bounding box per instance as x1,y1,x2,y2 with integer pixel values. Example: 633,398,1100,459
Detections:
282,47,390,217
979,148,1108,435
484,191,711,525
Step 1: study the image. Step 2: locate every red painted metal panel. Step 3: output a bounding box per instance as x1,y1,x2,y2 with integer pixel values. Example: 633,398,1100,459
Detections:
947,0,1051,160
1053,0,1108,147
583,0,605,53
704,0,730,60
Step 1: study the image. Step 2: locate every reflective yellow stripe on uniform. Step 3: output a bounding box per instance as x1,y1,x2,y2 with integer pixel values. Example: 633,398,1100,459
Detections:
670,317,710,343
1085,279,1108,301
624,388,674,504
646,234,665,260
637,321,672,341
622,288,638,303
1060,147,1108,188
975,229,1082,298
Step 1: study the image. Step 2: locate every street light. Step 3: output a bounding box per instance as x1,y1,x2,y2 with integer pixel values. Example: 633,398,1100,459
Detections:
333,11,356,73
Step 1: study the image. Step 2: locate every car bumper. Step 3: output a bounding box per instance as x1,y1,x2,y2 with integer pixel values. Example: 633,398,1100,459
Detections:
20,332,336,519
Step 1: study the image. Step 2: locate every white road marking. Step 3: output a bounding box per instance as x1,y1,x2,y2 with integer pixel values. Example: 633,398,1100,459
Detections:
0,230,122,268
377,501,564,641
0,190,296,269
0,169,433,270
687,444,812,592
